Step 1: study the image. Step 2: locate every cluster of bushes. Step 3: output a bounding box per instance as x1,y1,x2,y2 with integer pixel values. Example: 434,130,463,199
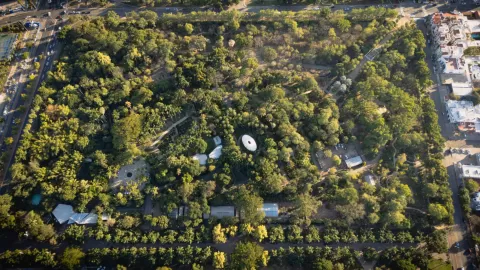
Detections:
460,179,479,217
266,225,420,244
0,249,57,268
269,246,360,269
87,246,213,268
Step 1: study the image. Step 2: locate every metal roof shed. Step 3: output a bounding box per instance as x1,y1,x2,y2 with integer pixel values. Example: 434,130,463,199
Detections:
345,156,363,168
208,206,235,218
259,203,279,217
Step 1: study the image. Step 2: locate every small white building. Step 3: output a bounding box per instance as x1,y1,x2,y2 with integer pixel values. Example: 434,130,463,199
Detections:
241,135,257,152
462,165,480,179
193,154,208,165
213,136,222,146
52,204,104,225
345,156,363,169
204,206,235,219
208,145,223,159
446,100,480,123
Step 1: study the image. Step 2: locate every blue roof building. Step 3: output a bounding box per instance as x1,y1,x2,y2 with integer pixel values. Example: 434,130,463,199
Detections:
259,203,279,217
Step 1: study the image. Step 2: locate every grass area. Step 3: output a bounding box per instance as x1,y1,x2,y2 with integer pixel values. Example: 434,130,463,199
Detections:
427,259,452,270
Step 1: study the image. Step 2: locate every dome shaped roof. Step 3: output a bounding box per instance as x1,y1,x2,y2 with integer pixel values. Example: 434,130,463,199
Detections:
241,135,257,152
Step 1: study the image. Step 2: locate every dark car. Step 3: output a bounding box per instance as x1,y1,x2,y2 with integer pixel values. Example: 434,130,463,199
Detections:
81,11,91,14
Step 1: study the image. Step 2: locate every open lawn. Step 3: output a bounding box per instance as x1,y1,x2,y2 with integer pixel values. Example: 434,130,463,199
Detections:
427,259,452,270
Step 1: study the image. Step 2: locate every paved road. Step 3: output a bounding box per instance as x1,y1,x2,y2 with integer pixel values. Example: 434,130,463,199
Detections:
0,18,61,185
0,0,475,28
416,18,472,269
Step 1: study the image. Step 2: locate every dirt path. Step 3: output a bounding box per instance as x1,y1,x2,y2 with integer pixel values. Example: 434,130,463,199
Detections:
347,17,410,82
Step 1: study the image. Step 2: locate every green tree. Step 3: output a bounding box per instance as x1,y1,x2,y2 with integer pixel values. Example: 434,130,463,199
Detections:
426,230,448,253
428,203,448,222
230,242,264,270
111,111,142,151
184,23,194,34
212,224,227,244
465,179,479,193
262,47,277,62
268,225,285,243
253,225,268,242
394,259,416,270
0,195,14,229
62,225,85,244
314,258,333,270
60,247,84,270
332,155,341,166
4,137,13,145
213,251,226,269
291,192,321,226
234,186,264,224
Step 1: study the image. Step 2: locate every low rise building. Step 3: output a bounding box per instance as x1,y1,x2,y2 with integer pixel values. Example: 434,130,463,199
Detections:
345,156,363,169
258,203,279,218
462,164,480,179
52,204,106,225
445,100,480,132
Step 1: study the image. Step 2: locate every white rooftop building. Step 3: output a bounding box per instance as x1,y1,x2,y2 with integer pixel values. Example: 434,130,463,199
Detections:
446,100,480,123
52,204,105,225
204,206,236,219
192,154,208,165
345,156,363,169
241,135,257,152
208,145,223,159
462,165,480,179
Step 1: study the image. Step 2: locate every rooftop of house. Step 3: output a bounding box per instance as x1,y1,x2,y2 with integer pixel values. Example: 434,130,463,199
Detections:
345,156,362,169
462,165,480,179
446,99,480,123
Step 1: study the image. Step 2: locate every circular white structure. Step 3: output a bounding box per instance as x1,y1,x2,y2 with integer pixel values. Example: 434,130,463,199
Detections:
241,135,257,152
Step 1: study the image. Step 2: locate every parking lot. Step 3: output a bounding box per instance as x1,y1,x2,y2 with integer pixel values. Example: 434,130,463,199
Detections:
315,143,361,172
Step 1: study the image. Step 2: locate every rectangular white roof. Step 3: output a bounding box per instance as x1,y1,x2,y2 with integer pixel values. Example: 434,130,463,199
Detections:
209,206,235,218
192,154,208,165
462,165,480,179
345,156,362,168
